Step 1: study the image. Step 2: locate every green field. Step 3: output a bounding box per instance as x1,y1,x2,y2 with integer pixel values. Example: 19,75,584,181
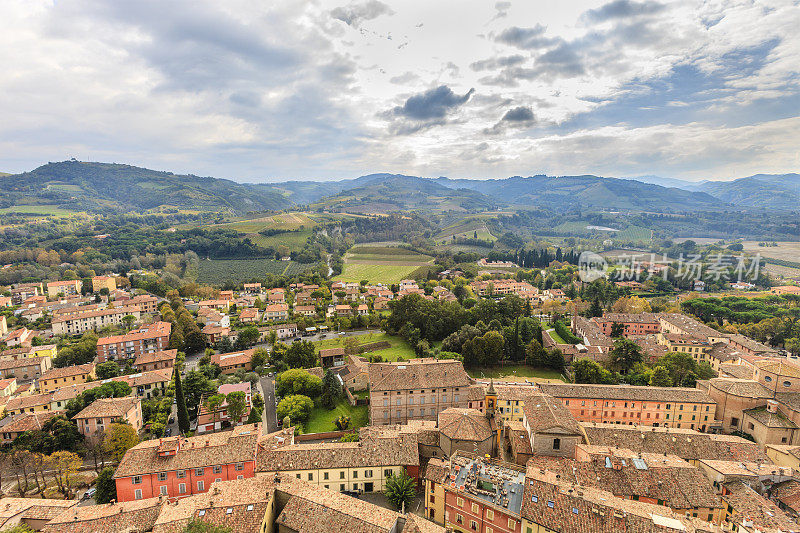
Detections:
435,218,496,243
466,365,564,382
334,263,422,284
210,212,316,252
0,205,78,216
198,258,312,285
314,332,416,361
305,399,369,433
616,225,652,242
334,243,433,284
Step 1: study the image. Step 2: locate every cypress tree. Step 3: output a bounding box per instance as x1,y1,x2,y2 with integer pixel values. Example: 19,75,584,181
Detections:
174,369,190,434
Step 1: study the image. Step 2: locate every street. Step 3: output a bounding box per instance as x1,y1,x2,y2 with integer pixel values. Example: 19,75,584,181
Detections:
258,374,278,433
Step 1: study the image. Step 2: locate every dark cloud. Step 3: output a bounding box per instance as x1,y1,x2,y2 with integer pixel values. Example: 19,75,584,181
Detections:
470,55,526,72
495,25,557,50
392,85,475,120
483,105,536,134
501,106,535,122
331,0,394,28
536,42,586,77
581,0,666,23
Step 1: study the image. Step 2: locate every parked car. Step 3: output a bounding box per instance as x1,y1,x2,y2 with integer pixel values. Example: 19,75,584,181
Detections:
83,488,96,500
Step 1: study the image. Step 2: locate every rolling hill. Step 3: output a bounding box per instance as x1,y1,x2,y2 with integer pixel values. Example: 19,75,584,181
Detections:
0,160,290,213
698,173,800,210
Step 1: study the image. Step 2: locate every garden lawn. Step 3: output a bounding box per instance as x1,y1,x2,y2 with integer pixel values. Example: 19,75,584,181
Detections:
305,399,369,434
546,328,566,344
314,332,416,361
466,365,564,383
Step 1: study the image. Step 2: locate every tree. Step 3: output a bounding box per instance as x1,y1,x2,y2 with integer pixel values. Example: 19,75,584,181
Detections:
384,470,416,511
122,314,136,331
226,391,248,426
103,422,139,463
610,322,625,338
343,336,360,355
284,340,318,369
50,450,83,496
649,366,672,387
612,296,652,314
334,415,350,430
608,338,643,375
174,369,190,434
205,394,226,431
320,369,342,409
236,326,260,348
276,369,323,398
786,337,800,356
95,361,120,379
573,359,616,384
586,297,603,318
252,347,268,368
95,467,117,504
276,395,314,425
525,339,547,367
184,370,217,413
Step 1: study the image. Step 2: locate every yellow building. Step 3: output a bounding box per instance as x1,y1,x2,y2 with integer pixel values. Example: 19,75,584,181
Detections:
91,275,117,293
766,444,800,468
5,391,55,416
38,363,95,393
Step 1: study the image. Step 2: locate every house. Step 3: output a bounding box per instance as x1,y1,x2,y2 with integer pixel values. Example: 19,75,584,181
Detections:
116,368,174,399
211,349,255,375
4,328,33,347
46,280,82,297
0,377,17,397
128,294,160,314
267,288,285,303
113,423,260,501
368,358,473,425
0,497,77,531
40,498,164,533
4,391,55,416
197,382,252,434
263,303,289,322
38,363,95,393
133,349,177,372
198,299,230,312
51,305,142,335
520,392,583,458
73,396,143,439
0,296,12,308
337,355,370,391
237,308,259,324
242,282,262,294
319,348,345,368
293,305,316,316
260,323,298,341
202,325,231,345
0,356,52,384
91,275,117,293
96,321,172,362
0,344,56,361
1,411,59,444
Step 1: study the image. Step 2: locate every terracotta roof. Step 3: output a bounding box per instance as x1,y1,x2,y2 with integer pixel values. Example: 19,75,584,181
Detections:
6,391,54,411
707,378,773,398
0,498,77,529
42,497,164,533
368,358,471,392
581,422,771,463
539,382,714,403
114,367,174,388
0,356,48,371
660,313,722,338
52,305,141,324
756,359,800,378
133,349,178,366
114,424,260,478
319,347,345,357
212,349,254,369
96,321,171,345
73,396,140,420
257,430,418,472
437,408,493,442
772,479,800,512
598,312,661,324
718,363,753,380
402,514,446,533
725,334,779,354
743,406,799,428
523,392,582,435
722,481,797,532
527,455,722,511
1,411,59,433
40,363,94,381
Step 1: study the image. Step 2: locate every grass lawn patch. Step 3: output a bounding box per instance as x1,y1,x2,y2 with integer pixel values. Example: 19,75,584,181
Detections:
333,263,423,284
466,365,564,382
314,332,416,361
546,328,566,344
305,399,369,434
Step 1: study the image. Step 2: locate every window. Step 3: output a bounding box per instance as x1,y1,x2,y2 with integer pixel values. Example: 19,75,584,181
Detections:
430,495,435,503
195,468,204,476
456,497,464,507
157,472,167,481
785,381,792,387
340,484,346,491
486,509,494,520
296,474,301,479
456,514,463,525
213,465,222,474
160,485,168,496
324,472,329,480
134,489,142,500
472,503,479,513
731,417,739,426
384,469,392,477
553,438,561,450
365,470,373,478
353,470,358,479
197,480,204,491
132,476,142,485
340,471,345,479
765,375,773,382
308,473,313,481
237,475,244,480
179,483,186,494
508,519,516,529
235,462,244,471
470,520,478,530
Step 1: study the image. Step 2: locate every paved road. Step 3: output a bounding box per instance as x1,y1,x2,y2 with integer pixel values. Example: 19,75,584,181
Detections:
258,375,278,433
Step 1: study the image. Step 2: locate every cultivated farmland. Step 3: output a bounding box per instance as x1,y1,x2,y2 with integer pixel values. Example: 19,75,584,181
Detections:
333,243,434,284
198,258,312,285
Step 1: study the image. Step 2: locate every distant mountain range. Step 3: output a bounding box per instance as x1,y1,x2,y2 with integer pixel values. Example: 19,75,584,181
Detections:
1,160,797,214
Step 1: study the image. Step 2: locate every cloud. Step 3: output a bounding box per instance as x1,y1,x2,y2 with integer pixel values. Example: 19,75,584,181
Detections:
581,0,666,23
331,0,394,27
492,1,512,20
470,55,526,72
484,106,536,134
391,85,475,120
495,25,558,50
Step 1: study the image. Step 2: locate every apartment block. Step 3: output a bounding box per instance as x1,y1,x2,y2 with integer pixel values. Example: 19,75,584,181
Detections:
96,321,171,362
51,305,142,335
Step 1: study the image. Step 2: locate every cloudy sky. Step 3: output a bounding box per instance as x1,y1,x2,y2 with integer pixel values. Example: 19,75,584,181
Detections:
1,0,798,182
